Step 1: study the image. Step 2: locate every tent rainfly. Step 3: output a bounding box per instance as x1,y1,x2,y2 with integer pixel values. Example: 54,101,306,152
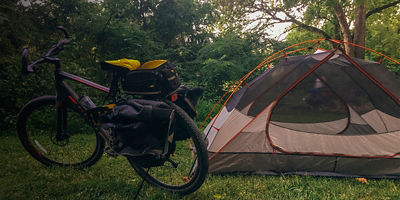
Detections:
204,49,400,178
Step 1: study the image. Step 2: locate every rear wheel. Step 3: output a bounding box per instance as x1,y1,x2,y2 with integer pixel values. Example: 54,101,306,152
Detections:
17,96,104,168
127,101,208,194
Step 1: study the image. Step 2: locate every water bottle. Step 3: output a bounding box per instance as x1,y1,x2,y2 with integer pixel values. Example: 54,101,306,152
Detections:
79,95,96,110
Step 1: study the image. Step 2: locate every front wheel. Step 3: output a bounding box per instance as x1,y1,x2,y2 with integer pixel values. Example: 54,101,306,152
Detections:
17,95,104,168
127,101,209,195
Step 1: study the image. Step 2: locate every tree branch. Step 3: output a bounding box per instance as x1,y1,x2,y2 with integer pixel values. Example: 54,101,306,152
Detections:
366,0,400,19
279,9,332,39
221,2,333,40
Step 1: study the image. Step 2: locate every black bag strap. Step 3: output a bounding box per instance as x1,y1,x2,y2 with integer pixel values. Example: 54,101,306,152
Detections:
103,72,121,104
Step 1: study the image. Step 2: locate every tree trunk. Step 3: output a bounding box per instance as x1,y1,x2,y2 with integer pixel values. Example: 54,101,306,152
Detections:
333,5,354,56
353,3,366,59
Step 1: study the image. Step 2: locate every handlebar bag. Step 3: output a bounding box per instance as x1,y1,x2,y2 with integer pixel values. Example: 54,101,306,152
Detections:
121,61,181,97
100,99,176,168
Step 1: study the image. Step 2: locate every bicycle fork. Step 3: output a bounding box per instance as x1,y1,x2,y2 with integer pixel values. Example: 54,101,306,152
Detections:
55,99,70,143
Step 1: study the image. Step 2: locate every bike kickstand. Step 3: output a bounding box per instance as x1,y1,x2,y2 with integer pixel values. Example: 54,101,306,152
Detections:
133,168,150,200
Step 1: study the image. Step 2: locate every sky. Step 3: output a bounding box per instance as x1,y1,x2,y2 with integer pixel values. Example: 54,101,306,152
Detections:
246,11,295,41
270,23,292,40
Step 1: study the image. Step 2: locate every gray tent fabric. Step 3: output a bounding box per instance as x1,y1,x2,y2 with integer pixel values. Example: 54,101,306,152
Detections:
204,50,400,177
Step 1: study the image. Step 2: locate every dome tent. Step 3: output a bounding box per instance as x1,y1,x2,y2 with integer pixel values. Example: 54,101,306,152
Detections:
203,42,400,177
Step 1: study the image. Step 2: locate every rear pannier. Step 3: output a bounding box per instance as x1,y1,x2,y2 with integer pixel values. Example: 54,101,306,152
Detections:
100,99,176,168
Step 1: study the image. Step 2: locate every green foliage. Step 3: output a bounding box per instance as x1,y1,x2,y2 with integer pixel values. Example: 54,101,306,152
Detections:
365,1,400,74
188,33,265,99
150,0,214,46
286,29,322,43
285,29,333,51
194,99,223,129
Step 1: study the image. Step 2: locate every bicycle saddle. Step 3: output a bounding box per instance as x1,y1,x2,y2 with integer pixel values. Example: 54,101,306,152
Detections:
101,59,141,72
101,59,167,72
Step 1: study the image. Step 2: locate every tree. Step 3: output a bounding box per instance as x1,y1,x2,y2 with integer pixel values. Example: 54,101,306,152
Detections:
186,33,265,99
213,0,400,58
365,1,400,75
149,0,214,46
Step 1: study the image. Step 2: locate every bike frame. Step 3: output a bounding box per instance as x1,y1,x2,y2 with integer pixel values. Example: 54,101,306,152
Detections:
53,62,110,141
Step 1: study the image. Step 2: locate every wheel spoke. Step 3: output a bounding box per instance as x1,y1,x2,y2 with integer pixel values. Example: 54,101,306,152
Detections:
17,96,104,168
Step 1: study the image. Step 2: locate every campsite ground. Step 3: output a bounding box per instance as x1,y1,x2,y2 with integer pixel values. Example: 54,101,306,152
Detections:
2,133,400,200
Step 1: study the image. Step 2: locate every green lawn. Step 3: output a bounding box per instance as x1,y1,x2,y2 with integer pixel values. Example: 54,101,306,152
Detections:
2,134,400,200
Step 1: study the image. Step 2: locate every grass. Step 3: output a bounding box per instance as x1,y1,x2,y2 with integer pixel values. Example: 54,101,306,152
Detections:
2,133,400,200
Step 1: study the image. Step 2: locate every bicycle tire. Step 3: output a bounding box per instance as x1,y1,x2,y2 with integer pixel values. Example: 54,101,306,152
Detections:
17,95,104,168
127,100,209,194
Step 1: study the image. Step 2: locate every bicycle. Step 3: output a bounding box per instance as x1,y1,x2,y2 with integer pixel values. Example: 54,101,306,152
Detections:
16,26,208,195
